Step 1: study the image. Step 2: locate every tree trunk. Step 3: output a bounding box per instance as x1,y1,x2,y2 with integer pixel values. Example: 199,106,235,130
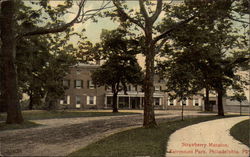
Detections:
181,103,184,121
45,93,57,111
204,87,210,111
217,88,224,116
112,92,118,113
1,1,24,124
143,50,157,128
239,102,242,116
29,92,33,110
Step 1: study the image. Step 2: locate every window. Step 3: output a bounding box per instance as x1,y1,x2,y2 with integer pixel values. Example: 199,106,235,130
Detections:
76,96,81,104
182,100,186,106
118,97,129,108
155,86,161,91
169,100,174,106
106,86,112,91
87,96,96,105
74,80,83,89
130,85,137,91
194,99,199,106
154,98,160,106
63,80,70,88
88,80,95,89
107,96,113,107
76,70,81,75
60,95,70,105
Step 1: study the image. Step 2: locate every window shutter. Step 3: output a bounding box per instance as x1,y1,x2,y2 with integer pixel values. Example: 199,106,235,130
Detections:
94,96,96,105
87,96,89,105
81,80,83,88
74,80,76,88
87,80,90,89
68,80,70,88
60,100,64,105
67,95,70,104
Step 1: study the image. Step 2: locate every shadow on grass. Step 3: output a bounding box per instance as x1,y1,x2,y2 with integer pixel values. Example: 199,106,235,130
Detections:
0,111,140,121
0,121,41,131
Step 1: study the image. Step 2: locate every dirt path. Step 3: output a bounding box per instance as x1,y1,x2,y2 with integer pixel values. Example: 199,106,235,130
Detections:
166,116,250,157
0,111,214,156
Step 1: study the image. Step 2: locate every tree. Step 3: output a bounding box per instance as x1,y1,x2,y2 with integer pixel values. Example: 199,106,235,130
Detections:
91,29,143,113
157,0,249,116
0,0,110,124
41,38,77,110
0,0,23,123
17,33,77,110
230,91,247,115
157,51,203,120
104,0,200,127
92,55,143,113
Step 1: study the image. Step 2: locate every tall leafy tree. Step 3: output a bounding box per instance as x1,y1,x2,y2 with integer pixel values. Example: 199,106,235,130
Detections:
230,91,247,115
0,0,110,124
91,29,143,113
92,54,143,113
104,0,243,127
157,0,249,116
17,33,77,110
104,0,200,127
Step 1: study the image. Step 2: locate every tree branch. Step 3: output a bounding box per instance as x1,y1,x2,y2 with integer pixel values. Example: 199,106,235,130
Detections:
82,1,114,22
17,0,85,39
155,38,168,53
139,0,149,19
228,16,250,24
150,0,163,24
112,0,144,29
153,15,196,44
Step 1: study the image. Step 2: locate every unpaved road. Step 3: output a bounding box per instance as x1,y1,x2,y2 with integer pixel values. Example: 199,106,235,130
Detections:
0,111,215,156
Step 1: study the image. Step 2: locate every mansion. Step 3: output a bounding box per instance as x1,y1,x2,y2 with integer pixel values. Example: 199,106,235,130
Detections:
59,64,250,112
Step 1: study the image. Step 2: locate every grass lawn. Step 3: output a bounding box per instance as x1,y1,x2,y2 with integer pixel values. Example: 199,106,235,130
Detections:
68,116,229,157
0,110,139,121
0,120,40,131
230,118,250,147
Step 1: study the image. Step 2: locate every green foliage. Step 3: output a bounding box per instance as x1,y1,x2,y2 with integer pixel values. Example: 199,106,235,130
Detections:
230,91,247,103
92,54,143,92
91,29,143,95
157,52,203,101
14,1,79,110
157,0,249,101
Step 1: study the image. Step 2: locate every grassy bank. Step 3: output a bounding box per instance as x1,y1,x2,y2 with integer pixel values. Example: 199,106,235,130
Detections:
68,116,227,157
0,110,139,121
230,118,250,147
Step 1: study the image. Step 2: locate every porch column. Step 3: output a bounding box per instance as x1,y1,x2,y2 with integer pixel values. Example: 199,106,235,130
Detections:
117,96,119,109
104,95,107,108
129,96,131,109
